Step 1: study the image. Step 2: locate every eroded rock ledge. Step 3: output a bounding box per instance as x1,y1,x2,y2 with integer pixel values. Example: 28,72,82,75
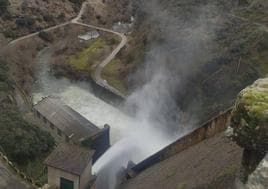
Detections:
230,78,268,184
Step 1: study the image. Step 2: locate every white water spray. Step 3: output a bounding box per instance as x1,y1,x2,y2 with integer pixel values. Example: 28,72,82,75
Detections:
33,48,133,144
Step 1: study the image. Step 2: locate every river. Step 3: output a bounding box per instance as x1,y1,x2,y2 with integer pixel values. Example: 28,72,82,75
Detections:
32,48,133,144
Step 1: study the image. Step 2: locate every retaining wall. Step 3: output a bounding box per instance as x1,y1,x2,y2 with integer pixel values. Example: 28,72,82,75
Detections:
0,151,38,188
129,108,233,176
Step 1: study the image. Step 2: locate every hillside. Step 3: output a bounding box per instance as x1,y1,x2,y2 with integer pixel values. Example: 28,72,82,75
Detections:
0,0,267,188
0,0,82,40
107,0,268,123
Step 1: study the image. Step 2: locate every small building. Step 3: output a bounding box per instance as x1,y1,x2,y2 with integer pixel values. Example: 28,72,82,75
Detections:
44,144,95,189
33,96,110,163
78,30,100,41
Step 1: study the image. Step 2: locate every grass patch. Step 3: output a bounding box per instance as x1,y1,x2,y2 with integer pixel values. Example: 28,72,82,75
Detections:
68,38,107,74
18,157,48,186
102,59,128,94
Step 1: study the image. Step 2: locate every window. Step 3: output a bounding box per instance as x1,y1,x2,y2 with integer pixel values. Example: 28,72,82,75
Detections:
60,177,74,189
57,128,62,136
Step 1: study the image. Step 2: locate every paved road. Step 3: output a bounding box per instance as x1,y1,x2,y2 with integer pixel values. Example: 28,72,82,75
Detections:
72,2,127,98
0,160,32,189
8,22,69,46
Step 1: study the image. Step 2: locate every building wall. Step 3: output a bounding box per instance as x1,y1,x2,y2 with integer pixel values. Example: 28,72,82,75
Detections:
33,109,69,143
91,125,111,164
130,108,233,175
80,160,93,189
47,166,80,189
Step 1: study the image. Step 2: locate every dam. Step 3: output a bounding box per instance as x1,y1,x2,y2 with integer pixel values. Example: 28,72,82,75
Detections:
32,47,184,185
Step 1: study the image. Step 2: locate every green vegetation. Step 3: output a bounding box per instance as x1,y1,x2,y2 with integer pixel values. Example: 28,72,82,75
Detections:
0,0,9,13
68,38,107,75
102,59,129,94
100,34,145,94
19,157,48,186
39,31,54,42
68,0,84,12
230,78,268,182
177,183,187,189
0,58,54,185
0,107,54,164
230,78,268,151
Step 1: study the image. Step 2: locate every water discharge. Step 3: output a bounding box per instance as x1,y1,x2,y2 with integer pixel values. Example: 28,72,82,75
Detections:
33,47,181,189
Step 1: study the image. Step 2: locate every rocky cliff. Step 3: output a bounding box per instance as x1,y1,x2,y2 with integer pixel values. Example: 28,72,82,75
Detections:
230,78,268,183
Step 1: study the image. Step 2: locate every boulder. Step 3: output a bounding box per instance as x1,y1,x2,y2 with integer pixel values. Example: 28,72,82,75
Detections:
230,78,268,182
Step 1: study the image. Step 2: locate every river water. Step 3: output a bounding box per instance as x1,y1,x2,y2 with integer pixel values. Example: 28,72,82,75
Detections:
32,48,133,144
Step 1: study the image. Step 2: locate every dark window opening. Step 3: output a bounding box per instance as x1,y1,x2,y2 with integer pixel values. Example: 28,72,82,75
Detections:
60,177,74,189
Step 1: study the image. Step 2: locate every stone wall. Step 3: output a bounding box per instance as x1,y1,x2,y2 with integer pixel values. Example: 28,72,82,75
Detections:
129,108,233,176
88,78,125,107
47,166,80,189
245,152,268,189
0,151,37,187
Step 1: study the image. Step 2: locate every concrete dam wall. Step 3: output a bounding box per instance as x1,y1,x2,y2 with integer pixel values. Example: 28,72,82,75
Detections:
128,108,233,176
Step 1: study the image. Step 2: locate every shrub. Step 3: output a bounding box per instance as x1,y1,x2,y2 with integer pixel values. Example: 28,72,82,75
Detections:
0,59,55,165
38,31,53,42
0,107,55,164
0,0,9,13
15,16,35,27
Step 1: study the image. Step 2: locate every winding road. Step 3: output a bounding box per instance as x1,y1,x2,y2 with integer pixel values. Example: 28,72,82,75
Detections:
8,0,127,98
71,2,127,98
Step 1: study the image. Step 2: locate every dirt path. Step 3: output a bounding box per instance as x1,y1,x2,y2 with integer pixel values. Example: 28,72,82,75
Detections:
7,0,127,98
8,22,69,46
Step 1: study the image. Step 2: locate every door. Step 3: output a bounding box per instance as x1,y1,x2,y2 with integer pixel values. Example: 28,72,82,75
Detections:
60,177,74,189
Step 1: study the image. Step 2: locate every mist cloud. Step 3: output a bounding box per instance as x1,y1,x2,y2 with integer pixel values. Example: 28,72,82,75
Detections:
93,1,220,188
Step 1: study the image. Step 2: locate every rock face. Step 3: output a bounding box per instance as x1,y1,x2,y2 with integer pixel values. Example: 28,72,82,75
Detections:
246,153,268,189
230,78,268,182
231,78,268,152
